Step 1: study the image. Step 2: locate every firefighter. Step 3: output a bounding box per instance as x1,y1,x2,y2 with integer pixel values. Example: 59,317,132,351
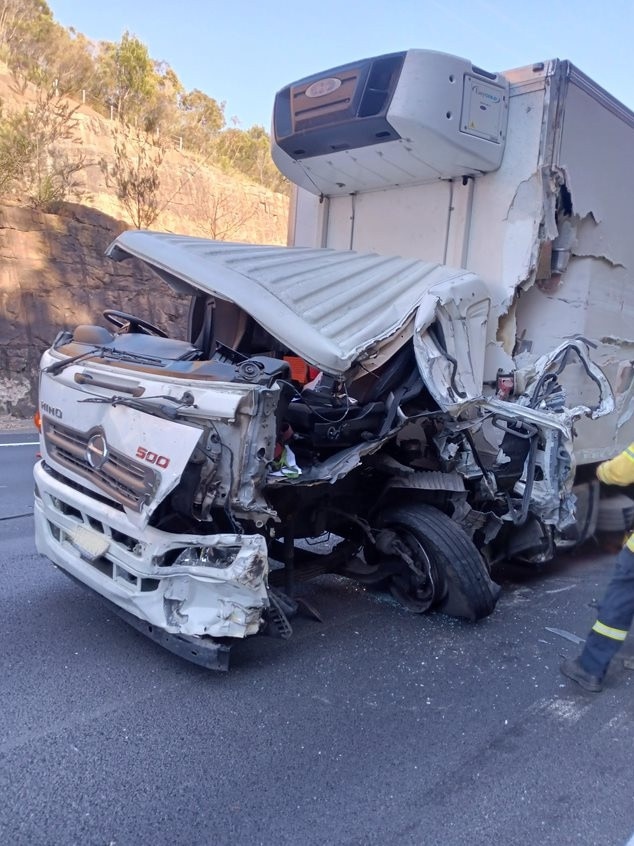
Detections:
560,443,634,692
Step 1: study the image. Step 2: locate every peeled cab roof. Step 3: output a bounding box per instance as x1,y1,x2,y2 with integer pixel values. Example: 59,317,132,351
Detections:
106,232,480,376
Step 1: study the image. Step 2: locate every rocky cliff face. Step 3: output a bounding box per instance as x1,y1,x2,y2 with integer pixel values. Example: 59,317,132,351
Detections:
0,203,191,415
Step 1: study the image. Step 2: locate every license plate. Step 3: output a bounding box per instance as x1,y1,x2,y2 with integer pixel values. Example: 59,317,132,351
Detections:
68,525,110,561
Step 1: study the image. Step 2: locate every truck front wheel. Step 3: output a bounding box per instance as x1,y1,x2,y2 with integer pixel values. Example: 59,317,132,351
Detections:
373,504,500,621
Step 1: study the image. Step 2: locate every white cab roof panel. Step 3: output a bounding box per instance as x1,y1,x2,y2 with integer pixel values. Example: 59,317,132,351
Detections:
106,232,479,375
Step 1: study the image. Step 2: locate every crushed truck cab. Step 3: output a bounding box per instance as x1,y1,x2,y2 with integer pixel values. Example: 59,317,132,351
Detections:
34,236,612,668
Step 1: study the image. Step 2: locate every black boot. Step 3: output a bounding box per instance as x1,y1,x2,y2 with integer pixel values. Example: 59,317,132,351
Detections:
560,657,603,693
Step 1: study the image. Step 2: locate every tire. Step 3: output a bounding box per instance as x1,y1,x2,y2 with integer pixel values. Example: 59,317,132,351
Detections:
377,504,500,621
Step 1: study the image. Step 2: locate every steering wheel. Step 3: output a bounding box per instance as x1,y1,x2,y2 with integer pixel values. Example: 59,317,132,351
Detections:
102,309,167,338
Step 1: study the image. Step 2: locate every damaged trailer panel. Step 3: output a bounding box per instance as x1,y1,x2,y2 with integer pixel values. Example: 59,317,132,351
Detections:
284,54,634,463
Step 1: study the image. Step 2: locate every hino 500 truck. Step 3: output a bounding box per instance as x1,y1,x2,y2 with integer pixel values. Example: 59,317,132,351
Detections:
34,50,630,668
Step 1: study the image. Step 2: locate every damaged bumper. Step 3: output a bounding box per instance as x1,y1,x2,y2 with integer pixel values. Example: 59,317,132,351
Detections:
71,584,232,671
34,461,269,641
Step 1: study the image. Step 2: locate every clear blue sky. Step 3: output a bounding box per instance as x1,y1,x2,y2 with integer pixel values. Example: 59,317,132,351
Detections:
47,0,634,129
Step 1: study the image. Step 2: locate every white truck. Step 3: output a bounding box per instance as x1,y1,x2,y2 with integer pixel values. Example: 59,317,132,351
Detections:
34,50,629,669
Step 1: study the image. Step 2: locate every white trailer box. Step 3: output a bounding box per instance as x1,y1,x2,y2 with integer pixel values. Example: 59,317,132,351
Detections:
275,51,634,465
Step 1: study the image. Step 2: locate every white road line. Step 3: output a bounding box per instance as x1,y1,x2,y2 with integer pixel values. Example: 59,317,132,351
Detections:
0,441,39,447
624,832,634,846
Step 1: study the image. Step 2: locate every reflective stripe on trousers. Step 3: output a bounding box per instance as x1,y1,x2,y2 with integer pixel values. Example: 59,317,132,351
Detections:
580,546,634,678
591,620,628,641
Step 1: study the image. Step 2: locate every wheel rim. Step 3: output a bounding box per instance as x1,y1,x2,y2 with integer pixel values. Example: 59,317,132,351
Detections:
384,525,443,613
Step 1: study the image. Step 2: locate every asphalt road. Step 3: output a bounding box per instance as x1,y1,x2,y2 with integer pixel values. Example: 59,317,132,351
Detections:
1,435,634,846
0,433,39,519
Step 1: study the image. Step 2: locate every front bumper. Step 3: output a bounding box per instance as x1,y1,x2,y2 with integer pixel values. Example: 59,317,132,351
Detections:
34,460,269,640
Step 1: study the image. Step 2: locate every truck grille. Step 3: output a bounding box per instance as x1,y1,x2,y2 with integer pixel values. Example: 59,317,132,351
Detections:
42,419,158,512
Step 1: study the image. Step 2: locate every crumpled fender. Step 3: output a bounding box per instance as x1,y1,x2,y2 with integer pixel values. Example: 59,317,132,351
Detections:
413,275,491,413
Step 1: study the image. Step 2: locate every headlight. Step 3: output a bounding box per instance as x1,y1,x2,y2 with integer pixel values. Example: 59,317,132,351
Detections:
173,545,240,569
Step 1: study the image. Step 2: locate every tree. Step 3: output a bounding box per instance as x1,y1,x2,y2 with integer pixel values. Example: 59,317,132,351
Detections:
191,180,259,241
179,88,225,153
0,0,51,54
94,32,158,122
0,86,87,209
142,60,183,134
2,0,57,90
214,124,288,193
1,3,94,95
47,27,95,96
0,101,31,193
101,125,165,229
